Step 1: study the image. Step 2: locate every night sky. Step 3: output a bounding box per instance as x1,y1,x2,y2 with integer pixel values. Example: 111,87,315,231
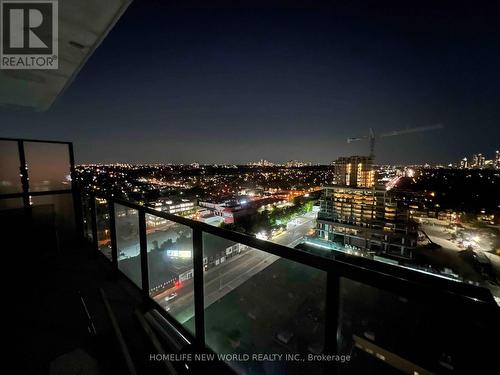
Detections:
1,0,499,164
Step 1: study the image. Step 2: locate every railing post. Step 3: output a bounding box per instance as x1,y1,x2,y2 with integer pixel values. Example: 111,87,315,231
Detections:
17,140,30,209
139,210,149,298
193,228,205,347
109,200,118,268
325,271,340,366
68,142,83,238
90,193,98,251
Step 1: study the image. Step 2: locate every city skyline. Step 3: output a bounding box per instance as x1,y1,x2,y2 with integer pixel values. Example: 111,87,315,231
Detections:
1,1,500,164
75,146,499,167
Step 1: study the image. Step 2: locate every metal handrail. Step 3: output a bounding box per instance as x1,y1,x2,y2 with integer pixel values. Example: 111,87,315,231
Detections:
83,189,500,374
108,194,496,308
81,189,500,359
0,136,72,145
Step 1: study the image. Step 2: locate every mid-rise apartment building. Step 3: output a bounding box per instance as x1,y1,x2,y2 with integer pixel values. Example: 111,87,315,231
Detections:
318,156,418,259
317,186,418,258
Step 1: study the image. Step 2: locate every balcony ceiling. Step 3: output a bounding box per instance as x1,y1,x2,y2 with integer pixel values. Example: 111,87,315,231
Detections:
0,0,132,111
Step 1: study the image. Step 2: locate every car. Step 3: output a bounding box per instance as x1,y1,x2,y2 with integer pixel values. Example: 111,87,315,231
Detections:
165,292,178,302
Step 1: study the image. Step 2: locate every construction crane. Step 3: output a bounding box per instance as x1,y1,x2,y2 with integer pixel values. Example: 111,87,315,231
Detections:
347,124,444,159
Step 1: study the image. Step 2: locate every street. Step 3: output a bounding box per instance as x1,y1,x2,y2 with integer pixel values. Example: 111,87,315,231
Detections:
154,214,316,324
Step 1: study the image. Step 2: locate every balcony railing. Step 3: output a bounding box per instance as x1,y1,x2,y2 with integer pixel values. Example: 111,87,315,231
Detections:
1,137,499,374
83,196,499,374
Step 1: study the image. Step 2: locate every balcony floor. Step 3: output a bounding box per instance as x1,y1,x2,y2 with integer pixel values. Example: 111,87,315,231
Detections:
6,221,165,375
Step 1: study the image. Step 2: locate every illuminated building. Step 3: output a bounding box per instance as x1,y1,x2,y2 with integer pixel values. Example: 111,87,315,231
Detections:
318,155,417,258
146,198,196,227
249,159,275,167
157,198,196,215
459,157,468,169
199,200,257,224
471,153,486,168
332,156,375,188
317,186,417,258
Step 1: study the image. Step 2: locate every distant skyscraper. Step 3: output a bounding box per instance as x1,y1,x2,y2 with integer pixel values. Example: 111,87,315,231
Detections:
285,160,309,168
479,154,486,168
471,153,485,168
495,150,500,169
248,159,275,167
471,154,479,167
460,157,468,169
332,155,375,188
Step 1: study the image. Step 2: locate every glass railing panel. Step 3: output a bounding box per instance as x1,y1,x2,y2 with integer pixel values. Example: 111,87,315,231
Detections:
115,203,142,288
24,142,71,192
0,197,23,210
82,194,93,242
146,213,195,334
95,197,112,260
0,139,22,194
337,277,492,374
200,232,326,374
30,193,75,243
